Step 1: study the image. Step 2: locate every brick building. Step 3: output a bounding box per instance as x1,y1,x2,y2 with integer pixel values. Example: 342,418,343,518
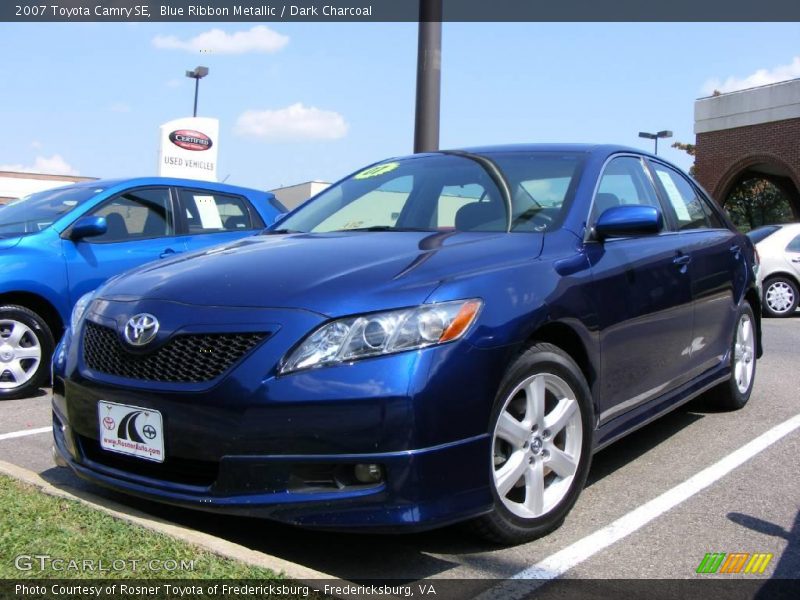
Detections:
694,78,800,217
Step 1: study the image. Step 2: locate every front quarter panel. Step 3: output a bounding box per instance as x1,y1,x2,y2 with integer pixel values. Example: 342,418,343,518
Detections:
423,229,598,432
0,230,71,323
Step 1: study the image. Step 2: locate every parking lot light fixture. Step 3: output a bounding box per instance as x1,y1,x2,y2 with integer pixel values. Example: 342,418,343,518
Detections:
185,66,209,118
638,130,673,155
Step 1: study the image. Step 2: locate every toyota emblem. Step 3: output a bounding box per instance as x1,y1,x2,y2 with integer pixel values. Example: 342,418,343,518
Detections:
124,313,160,346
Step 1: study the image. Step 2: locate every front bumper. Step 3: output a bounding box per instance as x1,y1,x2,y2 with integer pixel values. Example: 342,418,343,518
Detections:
52,408,491,530
52,307,507,530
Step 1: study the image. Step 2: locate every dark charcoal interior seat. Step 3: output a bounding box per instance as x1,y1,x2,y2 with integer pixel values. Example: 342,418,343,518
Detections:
103,213,129,240
224,215,249,230
594,193,621,215
455,202,506,231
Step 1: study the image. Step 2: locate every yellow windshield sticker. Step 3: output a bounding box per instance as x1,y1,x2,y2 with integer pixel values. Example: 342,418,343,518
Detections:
354,162,400,180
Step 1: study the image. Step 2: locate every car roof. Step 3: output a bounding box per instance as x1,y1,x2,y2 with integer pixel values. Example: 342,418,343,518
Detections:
387,144,667,169
57,177,274,197
449,143,653,158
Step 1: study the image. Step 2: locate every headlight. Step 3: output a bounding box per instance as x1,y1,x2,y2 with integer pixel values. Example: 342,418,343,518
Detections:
70,291,96,332
280,299,483,374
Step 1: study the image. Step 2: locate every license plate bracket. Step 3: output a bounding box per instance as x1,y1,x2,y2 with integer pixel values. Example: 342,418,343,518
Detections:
97,401,165,463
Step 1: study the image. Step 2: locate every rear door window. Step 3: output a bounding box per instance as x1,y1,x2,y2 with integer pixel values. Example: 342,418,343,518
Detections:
650,163,710,230
178,189,255,233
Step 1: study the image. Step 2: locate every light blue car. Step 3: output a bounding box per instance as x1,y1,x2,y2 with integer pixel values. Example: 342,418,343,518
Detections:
0,177,285,399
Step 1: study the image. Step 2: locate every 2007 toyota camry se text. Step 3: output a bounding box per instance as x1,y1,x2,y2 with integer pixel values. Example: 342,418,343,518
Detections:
52,144,762,544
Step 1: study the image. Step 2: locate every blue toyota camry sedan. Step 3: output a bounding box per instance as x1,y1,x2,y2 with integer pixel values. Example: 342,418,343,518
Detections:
52,145,761,543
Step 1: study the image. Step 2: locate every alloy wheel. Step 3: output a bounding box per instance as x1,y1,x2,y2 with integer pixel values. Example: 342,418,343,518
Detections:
491,373,582,518
733,313,755,394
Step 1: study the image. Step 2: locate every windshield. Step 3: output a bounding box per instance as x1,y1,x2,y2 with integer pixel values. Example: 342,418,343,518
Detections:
275,152,585,234
0,185,105,238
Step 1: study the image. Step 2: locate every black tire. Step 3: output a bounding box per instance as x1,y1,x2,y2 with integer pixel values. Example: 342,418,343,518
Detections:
471,343,594,544
762,276,799,318
0,305,55,400
707,302,757,411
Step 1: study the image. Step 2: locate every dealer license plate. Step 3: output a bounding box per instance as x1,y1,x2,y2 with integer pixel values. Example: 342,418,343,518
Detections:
97,401,165,463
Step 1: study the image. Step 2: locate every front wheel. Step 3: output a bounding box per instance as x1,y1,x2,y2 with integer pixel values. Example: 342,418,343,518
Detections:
472,343,594,544
0,305,54,400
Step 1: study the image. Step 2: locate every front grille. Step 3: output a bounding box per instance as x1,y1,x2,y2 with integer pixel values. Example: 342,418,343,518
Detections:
77,435,218,487
83,321,266,383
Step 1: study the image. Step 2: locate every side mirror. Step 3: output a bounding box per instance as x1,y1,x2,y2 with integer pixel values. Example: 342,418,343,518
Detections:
69,216,107,240
594,205,662,240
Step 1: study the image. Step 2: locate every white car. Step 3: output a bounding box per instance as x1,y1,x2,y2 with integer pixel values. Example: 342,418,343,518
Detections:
747,223,800,317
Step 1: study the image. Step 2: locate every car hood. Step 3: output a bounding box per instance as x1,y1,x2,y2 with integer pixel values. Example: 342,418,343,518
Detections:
101,231,544,317
0,237,22,250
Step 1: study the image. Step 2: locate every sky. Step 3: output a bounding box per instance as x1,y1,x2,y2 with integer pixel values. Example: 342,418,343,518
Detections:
1,22,799,190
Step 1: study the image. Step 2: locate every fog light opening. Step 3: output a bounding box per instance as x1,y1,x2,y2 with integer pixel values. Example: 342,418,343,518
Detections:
354,463,384,484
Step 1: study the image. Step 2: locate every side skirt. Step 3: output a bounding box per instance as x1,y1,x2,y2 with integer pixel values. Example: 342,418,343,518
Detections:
593,365,730,452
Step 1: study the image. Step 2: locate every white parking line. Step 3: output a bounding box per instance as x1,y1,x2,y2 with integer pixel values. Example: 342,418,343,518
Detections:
479,412,800,599
0,426,51,441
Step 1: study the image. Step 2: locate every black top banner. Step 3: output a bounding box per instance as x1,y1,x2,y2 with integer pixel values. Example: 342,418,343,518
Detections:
4,0,800,22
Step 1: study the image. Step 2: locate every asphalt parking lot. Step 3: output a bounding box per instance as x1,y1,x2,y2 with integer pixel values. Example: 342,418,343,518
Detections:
1,317,798,591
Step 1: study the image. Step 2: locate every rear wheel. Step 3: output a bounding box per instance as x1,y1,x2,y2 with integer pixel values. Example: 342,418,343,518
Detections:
708,303,757,411
762,276,798,318
472,343,593,544
0,305,54,400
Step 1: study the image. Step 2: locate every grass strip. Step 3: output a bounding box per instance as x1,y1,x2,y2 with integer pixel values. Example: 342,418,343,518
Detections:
0,474,281,580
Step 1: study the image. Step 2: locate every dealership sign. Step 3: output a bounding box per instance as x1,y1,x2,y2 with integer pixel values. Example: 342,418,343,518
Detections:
169,130,213,152
157,117,219,181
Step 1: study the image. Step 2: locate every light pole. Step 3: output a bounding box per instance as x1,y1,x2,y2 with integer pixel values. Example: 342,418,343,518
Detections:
638,130,673,155
185,66,209,118
413,0,442,153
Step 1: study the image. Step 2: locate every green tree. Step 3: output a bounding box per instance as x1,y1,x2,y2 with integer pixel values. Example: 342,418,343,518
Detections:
671,141,696,176
671,141,695,156
723,178,793,232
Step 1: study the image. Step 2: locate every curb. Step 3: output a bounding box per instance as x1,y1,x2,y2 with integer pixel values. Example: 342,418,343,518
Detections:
0,459,338,583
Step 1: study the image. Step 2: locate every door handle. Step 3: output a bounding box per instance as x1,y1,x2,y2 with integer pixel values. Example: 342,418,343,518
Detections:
673,252,691,274
792,257,800,264
159,248,182,259
729,244,741,257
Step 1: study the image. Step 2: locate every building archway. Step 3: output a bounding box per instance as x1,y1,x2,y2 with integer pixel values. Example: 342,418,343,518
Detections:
693,78,800,227
714,154,800,228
